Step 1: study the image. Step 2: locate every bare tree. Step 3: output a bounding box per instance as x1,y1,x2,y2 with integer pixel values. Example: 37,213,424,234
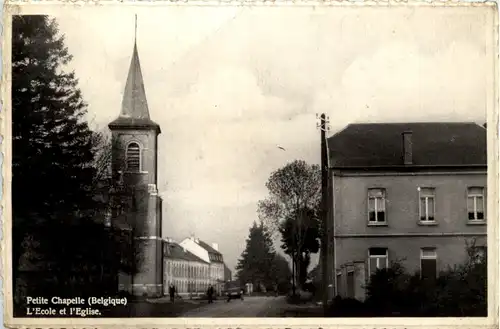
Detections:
90,130,145,294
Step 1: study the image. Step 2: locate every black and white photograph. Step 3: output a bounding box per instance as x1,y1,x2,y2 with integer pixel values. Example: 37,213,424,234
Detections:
3,2,498,326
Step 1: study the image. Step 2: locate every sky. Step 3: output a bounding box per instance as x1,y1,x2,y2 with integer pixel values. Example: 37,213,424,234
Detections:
32,4,494,273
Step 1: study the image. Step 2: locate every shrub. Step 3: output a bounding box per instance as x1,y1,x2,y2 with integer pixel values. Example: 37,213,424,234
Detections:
362,242,487,317
328,296,370,317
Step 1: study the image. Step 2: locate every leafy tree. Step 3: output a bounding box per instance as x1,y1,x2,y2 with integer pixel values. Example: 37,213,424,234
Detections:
258,160,321,292
269,253,293,293
279,207,320,287
236,221,276,291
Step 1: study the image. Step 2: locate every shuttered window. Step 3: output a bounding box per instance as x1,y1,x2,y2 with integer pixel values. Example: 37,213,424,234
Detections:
126,142,141,172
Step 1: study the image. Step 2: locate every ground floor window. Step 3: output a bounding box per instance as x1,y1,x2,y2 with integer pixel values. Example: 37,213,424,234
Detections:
368,247,388,276
347,271,355,298
420,248,437,280
336,272,342,296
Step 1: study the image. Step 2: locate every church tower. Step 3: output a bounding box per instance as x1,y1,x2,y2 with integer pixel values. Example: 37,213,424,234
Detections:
108,16,163,297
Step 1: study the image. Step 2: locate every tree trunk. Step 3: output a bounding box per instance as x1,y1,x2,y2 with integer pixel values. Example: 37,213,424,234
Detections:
292,253,296,296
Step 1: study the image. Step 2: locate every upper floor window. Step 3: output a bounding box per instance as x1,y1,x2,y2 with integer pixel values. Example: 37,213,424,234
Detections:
368,247,388,276
126,142,141,172
467,187,485,222
419,187,436,223
420,248,437,280
368,188,386,225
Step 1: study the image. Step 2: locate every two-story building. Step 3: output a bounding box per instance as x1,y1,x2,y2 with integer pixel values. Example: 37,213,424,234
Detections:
163,238,211,297
326,122,487,301
180,237,226,295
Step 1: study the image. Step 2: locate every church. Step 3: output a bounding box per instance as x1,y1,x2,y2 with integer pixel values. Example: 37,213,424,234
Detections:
107,22,164,297
107,20,230,298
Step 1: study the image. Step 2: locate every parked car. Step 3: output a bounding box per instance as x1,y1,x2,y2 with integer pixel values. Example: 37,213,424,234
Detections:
225,287,244,302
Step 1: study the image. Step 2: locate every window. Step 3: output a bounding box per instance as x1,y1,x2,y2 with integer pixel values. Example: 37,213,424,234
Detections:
368,248,388,276
420,248,437,280
347,271,355,298
336,273,342,296
368,188,386,224
419,188,436,222
468,187,485,222
126,142,141,172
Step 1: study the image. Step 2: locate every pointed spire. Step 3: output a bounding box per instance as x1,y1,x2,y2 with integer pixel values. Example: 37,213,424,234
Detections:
109,15,160,134
120,15,150,119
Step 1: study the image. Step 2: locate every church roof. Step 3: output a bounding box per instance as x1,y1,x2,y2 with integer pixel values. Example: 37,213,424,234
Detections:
109,34,161,133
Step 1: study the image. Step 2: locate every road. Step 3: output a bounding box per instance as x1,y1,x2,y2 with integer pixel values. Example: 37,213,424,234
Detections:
180,296,288,317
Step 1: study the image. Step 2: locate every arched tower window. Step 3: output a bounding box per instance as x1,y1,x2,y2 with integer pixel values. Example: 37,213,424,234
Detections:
126,142,141,172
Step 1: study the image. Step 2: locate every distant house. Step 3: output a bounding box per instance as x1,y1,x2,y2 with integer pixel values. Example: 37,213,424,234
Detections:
163,239,210,296
326,122,487,301
180,237,226,295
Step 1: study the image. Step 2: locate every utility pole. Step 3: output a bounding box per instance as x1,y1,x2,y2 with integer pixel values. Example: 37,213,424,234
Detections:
317,113,331,315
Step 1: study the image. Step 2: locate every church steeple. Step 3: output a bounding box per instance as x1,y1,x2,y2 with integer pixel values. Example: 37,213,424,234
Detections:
109,15,160,133
121,15,150,119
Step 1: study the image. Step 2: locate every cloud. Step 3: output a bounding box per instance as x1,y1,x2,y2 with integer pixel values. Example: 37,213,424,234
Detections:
160,66,296,123
49,5,493,273
310,40,487,127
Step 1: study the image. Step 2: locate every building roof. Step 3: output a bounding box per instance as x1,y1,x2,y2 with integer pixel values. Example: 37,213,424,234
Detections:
108,38,160,133
328,122,487,168
196,239,222,256
164,241,208,263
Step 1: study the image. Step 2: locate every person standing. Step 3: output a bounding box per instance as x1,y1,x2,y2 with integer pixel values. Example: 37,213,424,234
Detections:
207,285,214,304
169,283,176,303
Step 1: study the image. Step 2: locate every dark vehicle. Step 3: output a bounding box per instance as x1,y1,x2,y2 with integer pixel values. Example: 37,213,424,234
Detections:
225,287,244,302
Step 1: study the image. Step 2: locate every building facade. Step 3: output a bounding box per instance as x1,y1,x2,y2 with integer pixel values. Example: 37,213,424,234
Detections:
163,239,211,296
180,237,226,295
108,32,163,297
326,123,487,301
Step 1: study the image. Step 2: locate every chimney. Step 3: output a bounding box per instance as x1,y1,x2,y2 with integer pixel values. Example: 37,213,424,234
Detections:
212,243,219,251
402,131,413,165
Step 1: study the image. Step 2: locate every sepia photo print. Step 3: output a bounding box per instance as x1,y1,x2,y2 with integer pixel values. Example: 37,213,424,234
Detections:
3,2,498,327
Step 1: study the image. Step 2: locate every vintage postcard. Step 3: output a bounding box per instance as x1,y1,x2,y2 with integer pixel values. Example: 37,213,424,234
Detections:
2,1,499,328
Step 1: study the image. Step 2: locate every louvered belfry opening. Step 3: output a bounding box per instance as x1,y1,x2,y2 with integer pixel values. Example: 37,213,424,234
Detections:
126,142,141,172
